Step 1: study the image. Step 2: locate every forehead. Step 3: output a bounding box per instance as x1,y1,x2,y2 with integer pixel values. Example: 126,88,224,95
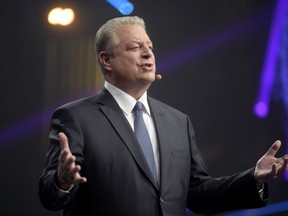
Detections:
114,24,152,44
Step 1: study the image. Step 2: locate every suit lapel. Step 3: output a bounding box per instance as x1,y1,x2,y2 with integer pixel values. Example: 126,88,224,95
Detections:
96,89,159,189
148,98,173,190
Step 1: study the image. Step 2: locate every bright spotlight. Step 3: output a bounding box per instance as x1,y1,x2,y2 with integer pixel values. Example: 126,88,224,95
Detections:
48,7,75,26
253,102,268,118
106,0,134,15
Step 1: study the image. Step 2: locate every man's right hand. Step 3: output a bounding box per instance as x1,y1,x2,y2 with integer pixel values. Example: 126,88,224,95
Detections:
56,132,87,190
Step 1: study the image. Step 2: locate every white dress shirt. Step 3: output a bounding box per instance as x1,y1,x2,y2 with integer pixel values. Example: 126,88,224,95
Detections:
104,81,160,179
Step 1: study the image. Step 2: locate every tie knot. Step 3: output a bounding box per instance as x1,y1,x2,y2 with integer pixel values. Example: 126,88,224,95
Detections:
134,101,143,112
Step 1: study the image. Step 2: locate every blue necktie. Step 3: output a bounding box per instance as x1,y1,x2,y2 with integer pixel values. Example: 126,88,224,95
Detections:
133,101,158,182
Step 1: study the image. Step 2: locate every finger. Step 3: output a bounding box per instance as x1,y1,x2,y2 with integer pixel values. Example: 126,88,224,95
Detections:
58,154,75,177
59,149,70,164
68,165,83,178
68,174,87,184
64,165,87,184
75,175,87,184
59,132,70,152
71,166,87,183
284,156,288,170
279,156,288,172
271,163,278,177
265,140,281,157
61,155,76,173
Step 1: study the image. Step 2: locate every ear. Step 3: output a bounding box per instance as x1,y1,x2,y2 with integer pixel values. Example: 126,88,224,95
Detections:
99,51,112,71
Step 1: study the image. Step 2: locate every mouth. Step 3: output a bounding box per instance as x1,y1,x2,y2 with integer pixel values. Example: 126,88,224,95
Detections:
140,63,154,71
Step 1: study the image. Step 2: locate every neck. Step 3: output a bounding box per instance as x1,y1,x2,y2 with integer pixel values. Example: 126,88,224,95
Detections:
124,86,149,100
105,80,150,100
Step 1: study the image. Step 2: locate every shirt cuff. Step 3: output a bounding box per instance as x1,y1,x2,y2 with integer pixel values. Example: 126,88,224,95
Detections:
257,183,265,199
55,183,74,198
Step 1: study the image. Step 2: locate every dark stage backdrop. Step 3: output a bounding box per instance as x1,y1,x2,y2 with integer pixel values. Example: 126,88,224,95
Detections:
1,0,287,215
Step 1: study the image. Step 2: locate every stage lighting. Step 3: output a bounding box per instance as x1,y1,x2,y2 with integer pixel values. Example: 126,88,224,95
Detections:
48,7,75,26
106,0,134,15
253,102,268,118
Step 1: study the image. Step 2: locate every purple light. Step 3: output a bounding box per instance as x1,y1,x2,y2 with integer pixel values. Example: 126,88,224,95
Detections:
254,0,288,119
253,102,268,118
254,0,288,183
0,89,96,148
157,9,271,75
0,111,51,147
285,170,288,180
0,6,277,146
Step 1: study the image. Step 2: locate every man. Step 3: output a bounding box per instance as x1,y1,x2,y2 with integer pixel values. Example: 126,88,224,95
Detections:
39,16,288,216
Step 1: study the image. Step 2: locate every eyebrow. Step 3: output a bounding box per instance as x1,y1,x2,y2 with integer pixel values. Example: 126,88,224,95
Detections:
128,40,153,46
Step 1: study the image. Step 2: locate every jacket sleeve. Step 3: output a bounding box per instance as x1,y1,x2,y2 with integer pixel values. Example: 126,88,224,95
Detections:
38,106,83,210
185,117,268,215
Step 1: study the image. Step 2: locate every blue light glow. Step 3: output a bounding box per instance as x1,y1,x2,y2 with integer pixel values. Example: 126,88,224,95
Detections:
223,200,288,216
106,0,134,15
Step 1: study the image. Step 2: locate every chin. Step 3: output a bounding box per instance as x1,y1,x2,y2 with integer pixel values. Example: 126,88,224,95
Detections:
146,74,156,82
139,77,155,85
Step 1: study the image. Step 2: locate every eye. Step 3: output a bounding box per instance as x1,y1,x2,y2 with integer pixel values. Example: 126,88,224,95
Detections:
129,46,140,51
147,43,153,50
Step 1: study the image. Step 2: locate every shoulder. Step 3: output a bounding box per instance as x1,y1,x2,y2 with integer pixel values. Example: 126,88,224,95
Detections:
148,97,187,117
55,88,111,111
56,95,98,111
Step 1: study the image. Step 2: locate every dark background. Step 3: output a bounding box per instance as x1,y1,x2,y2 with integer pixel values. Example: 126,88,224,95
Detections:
0,0,287,215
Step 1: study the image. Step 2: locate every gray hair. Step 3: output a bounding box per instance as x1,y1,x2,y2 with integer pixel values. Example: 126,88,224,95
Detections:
95,16,146,74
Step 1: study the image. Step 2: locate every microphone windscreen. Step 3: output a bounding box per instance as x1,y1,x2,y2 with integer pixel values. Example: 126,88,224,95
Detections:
156,74,162,80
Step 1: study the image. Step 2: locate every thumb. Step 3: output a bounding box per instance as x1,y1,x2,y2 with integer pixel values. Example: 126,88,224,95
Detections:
265,140,281,157
59,132,70,151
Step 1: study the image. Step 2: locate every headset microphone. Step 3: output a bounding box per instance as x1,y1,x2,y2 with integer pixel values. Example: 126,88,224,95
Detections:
155,74,162,80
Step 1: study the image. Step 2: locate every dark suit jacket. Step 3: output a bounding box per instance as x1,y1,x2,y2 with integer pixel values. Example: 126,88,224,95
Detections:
39,88,268,216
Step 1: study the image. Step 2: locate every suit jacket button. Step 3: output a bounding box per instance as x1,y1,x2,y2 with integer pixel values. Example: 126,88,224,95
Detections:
160,197,164,203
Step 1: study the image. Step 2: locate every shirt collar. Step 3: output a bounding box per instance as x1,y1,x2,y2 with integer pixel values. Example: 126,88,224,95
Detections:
104,81,151,116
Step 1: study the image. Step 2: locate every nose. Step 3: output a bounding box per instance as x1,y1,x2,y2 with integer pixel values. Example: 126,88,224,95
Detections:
141,44,153,58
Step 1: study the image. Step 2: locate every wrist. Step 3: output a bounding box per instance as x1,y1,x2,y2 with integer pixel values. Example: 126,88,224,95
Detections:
56,171,73,190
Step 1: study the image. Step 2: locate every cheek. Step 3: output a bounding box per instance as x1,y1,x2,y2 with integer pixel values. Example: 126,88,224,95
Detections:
122,58,139,71
125,56,138,65
112,55,139,71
